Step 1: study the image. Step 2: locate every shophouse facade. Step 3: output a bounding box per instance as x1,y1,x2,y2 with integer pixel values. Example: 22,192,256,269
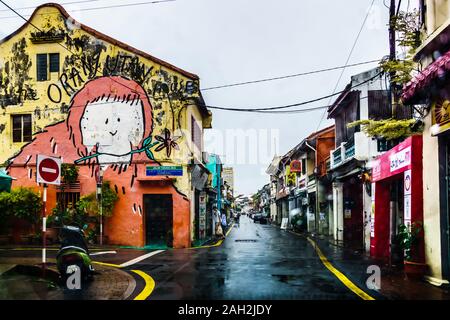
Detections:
400,0,450,286
1,3,212,248
327,68,393,252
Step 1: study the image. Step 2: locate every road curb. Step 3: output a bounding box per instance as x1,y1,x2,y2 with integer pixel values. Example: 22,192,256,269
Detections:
94,264,136,300
287,229,376,300
4,264,60,284
189,222,235,250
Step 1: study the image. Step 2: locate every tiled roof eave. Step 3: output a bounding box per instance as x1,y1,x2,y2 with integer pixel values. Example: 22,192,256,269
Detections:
402,49,450,103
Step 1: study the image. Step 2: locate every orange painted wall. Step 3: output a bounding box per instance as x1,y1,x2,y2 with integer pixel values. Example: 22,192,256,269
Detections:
314,126,335,176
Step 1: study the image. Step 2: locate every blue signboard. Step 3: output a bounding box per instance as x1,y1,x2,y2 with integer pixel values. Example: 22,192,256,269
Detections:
146,166,183,176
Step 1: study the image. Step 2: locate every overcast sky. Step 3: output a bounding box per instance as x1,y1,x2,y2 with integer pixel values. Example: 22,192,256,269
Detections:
0,0,416,196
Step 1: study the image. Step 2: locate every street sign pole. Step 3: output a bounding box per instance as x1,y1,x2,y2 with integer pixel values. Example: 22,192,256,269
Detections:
98,188,103,246
36,154,61,274
42,183,47,274
96,165,103,246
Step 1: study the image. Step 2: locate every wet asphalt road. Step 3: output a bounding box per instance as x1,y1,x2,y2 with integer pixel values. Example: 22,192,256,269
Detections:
135,216,365,300
0,216,380,300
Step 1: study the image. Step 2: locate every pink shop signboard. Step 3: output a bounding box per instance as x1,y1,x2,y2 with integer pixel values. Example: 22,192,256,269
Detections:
372,137,413,182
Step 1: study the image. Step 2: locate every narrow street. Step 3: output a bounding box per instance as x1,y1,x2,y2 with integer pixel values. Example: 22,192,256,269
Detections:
3,216,450,300
0,216,378,300
137,216,372,300
2,1,450,305
88,215,381,300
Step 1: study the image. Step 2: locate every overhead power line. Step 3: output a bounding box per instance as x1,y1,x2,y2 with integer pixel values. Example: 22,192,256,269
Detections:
0,0,176,19
0,0,102,12
205,72,382,113
0,0,382,116
1,71,382,115
0,0,144,95
201,59,380,91
315,0,376,131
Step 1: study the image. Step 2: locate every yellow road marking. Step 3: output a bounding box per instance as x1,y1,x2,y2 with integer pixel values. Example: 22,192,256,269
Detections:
131,270,155,300
305,236,375,300
189,222,235,249
189,239,223,249
0,248,112,251
92,261,123,268
225,222,235,237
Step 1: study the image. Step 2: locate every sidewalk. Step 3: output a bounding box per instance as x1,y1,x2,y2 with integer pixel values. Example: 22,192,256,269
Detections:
0,258,135,300
287,227,450,300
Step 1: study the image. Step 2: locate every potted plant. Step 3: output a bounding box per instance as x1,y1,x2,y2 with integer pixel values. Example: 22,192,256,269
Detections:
397,221,427,279
75,181,118,245
7,188,42,244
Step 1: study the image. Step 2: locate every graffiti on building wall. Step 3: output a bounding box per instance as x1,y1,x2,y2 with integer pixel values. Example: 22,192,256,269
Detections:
0,38,38,108
1,5,203,189
8,76,166,209
1,31,198,134
1,4,199,247
62,77,159,167
154,128,181,158
45,33,199,105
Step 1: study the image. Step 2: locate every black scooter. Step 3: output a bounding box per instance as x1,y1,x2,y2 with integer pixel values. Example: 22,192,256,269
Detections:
56,225,94,283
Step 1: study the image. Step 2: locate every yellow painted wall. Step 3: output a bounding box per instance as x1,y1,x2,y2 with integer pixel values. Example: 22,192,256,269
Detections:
425,0,450,35
0,4,211,197
422,113,446,285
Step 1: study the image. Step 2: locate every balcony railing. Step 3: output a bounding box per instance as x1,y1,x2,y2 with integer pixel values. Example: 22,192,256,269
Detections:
332,147,343,167
344,141,355,159
330,140,356,170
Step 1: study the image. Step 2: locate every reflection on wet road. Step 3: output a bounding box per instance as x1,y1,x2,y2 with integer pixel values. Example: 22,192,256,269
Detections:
144,216,365,300
0,216,378,300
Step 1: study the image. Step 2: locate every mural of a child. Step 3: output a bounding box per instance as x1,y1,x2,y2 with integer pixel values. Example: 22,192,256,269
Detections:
7,76,191,248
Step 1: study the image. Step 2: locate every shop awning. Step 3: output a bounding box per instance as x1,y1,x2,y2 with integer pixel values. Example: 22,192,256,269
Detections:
0,170,13,192
402,49,450,103
333,168,362,182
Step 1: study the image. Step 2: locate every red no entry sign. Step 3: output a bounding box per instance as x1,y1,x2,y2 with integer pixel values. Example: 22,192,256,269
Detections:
37,155,61,185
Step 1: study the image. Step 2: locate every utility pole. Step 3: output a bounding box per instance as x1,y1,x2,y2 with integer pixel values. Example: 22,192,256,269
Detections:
389,0,398,118
388,0,398,269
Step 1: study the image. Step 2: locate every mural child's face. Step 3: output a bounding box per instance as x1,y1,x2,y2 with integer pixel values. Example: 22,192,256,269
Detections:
80,99,145,165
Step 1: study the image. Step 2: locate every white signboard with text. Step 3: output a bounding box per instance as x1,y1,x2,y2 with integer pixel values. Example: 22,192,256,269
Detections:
404,169,412,226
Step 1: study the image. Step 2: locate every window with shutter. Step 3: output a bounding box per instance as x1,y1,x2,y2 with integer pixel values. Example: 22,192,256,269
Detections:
22,114,32,142
368,90,390,120
36,54,48,81
12,114,32,143
191,116,202,150
12,116,22,143
49,53,60,73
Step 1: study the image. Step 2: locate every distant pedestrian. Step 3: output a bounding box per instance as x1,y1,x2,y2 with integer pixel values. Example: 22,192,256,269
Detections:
215,223,224,239
213,207,223,239
221,211,228,235
234,212,240,227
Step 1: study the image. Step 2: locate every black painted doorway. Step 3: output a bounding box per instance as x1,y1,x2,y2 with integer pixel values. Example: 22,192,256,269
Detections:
144,194,173,247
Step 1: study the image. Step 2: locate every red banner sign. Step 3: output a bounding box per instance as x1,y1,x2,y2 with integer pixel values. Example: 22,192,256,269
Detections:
372,137,414,182
290,160,302,172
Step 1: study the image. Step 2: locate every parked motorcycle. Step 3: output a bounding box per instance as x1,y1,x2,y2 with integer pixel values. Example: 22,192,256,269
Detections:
56,225,94,282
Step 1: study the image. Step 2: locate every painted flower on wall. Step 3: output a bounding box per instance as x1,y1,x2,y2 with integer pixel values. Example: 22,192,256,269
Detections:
154,128,180,158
